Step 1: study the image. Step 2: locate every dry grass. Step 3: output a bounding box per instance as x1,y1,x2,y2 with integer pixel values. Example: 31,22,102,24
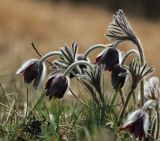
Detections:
0,0,160,75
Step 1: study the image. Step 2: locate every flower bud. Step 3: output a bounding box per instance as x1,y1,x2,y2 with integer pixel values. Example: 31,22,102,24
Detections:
70,54,90,78
16,59,46,89
95,47,121,71
111,64,127,89
45,73,69,100
120,109,149,140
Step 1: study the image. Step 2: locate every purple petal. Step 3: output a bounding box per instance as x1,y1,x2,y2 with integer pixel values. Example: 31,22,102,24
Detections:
45,74,69,100
111,64,127,89
16,59,38,74
33,63,46,89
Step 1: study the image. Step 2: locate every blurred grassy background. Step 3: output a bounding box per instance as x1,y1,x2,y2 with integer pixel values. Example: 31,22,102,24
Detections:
0,0,160,75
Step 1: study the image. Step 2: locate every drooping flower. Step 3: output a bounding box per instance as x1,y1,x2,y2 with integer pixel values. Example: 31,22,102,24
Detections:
76,54,90,74
144,77,160,102
69,54,90,78
111,64,127,89
95,47,122,71
16,59,46,89
120,109,149,140
45,73,69,100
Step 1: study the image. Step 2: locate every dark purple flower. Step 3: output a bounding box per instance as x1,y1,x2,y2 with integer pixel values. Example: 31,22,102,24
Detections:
45,73,69,100
95,47,121,71
111,64,127,89
120,109,149,140
16,59,46,89
76,54,89,74
70,54,90,78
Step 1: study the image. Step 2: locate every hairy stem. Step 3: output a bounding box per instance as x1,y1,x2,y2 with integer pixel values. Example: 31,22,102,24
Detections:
119,39,145,106
84,44,107,58
119,89,125,106
69,88,89,107
64,60,93,76
39,51,62,65
136,39,145,65
135,39,145,106
110,90,118,107
98,90,108,122
77,77,100,106
151,116,156,139
121,49,140,65
26,86,29,117
118,85,136,124
156,106,159,140
31,42,53,66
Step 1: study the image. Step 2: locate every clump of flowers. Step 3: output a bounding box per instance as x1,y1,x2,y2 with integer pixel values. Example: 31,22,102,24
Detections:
16,9,159,141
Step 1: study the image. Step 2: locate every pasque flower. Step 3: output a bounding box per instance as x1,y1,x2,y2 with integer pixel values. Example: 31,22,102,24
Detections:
45,73,69,100
70,54,90,78
16,59,46,89
76,54,90,74
95,47,121,71
144,77,160,102
120,109,149,140
111,64,127,89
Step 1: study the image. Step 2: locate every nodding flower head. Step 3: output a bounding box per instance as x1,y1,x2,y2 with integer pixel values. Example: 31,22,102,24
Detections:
16,59,46,89
77,54,90,74
144,76,160,102
120,109,149,140
95,47,121,71
45,73,69,100
70,54,90,78
111,64,127,89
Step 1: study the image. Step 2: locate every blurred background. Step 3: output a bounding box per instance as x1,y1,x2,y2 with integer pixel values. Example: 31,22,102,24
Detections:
0,0,160,75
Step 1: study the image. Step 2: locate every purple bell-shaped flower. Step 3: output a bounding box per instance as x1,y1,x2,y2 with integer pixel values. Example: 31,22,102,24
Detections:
95,47,121,71
45,73,69,100
111,64,127,89
16,59,46,89
120,109,149,140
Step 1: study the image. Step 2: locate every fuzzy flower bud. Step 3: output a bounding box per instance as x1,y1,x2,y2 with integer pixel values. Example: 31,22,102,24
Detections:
45,73,69,100
120,109,149,140
95,47,121,71
16,59,46,89
111,64,127,89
